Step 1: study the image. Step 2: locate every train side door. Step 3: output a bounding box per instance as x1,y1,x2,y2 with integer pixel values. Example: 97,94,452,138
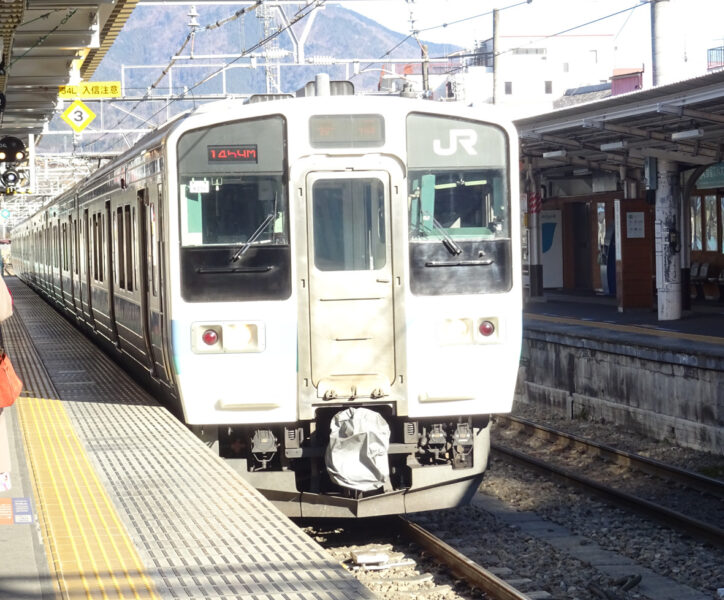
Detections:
305,171,395,399
71,213,82,319
137,187,159,378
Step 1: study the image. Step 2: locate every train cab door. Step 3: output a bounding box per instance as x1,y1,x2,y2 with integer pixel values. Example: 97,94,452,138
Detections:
305,170,396,400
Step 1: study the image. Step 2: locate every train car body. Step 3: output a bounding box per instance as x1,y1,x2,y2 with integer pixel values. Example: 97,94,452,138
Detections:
13,84,522,517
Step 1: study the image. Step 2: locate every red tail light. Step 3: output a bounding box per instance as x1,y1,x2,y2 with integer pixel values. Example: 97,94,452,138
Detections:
478,320,495,337
201,329,218,345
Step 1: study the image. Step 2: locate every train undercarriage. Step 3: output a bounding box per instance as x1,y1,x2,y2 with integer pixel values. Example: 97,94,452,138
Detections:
193,410,491,518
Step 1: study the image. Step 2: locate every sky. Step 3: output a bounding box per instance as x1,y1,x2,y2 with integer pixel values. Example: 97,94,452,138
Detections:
342,0,724,80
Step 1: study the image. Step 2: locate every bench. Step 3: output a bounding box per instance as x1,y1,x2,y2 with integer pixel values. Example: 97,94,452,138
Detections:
707,268,724,302
692,262,713,300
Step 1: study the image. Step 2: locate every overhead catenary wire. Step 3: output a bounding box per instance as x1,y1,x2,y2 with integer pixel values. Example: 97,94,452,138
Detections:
80,0,326,152
433,0,653,68
350,0,531,81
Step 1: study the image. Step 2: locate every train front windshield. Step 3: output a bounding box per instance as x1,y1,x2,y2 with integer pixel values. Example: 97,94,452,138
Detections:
176,116,291,302
406,113,512,295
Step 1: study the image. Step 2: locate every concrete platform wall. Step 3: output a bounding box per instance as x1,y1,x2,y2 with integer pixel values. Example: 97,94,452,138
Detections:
517,328,724,455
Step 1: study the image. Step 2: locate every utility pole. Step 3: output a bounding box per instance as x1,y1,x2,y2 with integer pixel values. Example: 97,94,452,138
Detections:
492,8,499,104
421,44,430,96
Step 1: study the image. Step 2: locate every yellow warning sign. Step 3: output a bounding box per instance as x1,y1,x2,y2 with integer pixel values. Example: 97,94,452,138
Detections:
61,99,96,133
58,82,122,99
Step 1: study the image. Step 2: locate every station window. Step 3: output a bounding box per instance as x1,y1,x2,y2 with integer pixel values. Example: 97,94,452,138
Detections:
692,193,723,253
704,194,718,252
545,81,553,94
721,197,724,254
690,196,702,251
504,81,513,95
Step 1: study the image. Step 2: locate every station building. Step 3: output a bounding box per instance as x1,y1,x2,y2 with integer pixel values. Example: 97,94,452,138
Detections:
516,68,724,317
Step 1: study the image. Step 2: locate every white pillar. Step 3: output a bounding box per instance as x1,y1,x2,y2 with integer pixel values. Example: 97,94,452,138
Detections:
654,159,682,320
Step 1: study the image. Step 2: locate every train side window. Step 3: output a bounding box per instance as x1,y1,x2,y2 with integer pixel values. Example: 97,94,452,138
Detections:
150,202,158,297
93,214,100,281
62,223,69,271
73,220,79,276
116,207,125,289
99,214,104,283
83,210,89,280
125,205,134,292
54,225,59,269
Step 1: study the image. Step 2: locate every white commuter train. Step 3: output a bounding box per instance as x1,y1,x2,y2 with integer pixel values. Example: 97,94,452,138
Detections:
12,79,522,517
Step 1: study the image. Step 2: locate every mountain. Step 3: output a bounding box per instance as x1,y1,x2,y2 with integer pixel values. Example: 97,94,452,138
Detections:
94,4,460,96
40,4,460,152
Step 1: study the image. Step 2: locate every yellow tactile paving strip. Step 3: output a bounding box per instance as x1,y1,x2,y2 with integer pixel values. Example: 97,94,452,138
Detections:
525,312,724,346
16,396,160,600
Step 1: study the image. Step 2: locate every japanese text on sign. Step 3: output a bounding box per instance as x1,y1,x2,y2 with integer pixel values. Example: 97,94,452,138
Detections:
58,82,122,99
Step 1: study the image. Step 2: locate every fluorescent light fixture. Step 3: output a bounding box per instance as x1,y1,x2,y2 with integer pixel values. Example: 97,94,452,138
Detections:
671,128,703,141
657,103,683,116
600,141,627,151
581,119,604,129
542,150,567,159
572,168,591,176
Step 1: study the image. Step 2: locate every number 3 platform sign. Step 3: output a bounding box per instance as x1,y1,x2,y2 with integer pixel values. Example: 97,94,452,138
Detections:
61,99,97,133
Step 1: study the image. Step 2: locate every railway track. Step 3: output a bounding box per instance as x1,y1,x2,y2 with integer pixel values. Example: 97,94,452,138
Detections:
304,516,547,599
492,415,724,547
395,517,535,600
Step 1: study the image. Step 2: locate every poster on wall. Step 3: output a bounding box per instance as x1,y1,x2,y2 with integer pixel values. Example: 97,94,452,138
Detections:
626,212,645,238
541,210,563,288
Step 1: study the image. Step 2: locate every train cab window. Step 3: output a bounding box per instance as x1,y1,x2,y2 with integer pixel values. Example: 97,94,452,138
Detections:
177,116,288,249
176,116,291,302
406,113,512,295
179,177,286,248
312,178,386,271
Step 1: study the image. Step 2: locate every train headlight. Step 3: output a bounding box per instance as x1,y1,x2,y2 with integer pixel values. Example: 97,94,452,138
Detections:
439,318,472,345
223,322,262,352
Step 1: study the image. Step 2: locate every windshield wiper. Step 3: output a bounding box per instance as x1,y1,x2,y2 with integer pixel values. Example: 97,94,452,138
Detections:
230,213,275,263
422,212,462,256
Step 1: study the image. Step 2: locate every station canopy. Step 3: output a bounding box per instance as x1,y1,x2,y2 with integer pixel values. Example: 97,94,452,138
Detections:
515,69,724,177
0,0,137,150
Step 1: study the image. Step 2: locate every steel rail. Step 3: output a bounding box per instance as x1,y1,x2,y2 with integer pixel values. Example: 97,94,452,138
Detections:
498,415,724,497
396,517,533,600
491,442,724,548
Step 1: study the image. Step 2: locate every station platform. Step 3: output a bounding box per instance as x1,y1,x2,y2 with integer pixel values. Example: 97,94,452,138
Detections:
523,290,724,359
521,289,723,454
0,278,373,600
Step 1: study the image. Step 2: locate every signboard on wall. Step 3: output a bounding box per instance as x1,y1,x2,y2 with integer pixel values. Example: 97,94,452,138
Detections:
696,162,724,189
541,210,563,288
626,212,645,238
